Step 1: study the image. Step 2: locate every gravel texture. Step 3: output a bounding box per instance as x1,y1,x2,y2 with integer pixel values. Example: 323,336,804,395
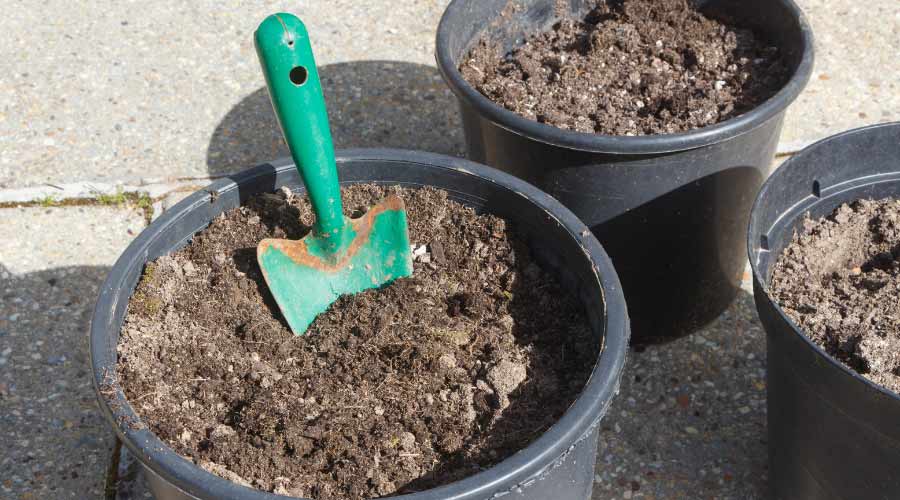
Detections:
594,275,767,499
0,207,145,274
207,61,462,177
1,0,896,189
0,207,144,499
778,0,899,153
0,265,115,499
0,0,459,189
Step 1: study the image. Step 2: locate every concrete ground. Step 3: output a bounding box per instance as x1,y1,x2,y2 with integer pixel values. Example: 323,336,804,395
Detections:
0,0,896,499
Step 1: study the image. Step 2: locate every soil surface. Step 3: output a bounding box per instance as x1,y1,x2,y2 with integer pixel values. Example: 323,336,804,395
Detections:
116,185,597,499
771,199,900,394
460,0,789,136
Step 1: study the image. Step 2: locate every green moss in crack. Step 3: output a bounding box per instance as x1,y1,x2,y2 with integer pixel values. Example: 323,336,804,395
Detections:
34,195,60,207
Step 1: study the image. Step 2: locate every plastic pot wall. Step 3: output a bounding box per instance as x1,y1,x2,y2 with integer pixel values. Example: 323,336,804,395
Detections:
436,0,814,341
90,149,630,500
748,123,900,500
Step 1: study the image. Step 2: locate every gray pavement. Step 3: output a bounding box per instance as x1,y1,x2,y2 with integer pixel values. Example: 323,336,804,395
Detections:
0,0,456,189
0,0,897,498
0,207,144,499
1,0,897,190
595,279,769,500
779,0,899,153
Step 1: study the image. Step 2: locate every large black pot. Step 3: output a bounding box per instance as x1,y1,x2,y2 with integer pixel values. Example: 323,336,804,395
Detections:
90,149,630,500
436,0,814,341
749,123,900,500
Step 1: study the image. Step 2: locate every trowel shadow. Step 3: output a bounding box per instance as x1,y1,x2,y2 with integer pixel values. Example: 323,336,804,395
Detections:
229,196,311,328
206,60,464,178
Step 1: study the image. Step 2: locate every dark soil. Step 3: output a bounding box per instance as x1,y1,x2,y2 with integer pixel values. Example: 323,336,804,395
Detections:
770,199,900,394
460,0,789,135
116,185,597,499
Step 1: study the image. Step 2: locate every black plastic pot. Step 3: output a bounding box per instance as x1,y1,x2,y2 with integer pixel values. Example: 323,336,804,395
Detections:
91,149,630,500
436,0,814,341
748,122,900,500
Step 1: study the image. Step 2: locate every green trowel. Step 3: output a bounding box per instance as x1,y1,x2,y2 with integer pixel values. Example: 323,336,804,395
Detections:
254,13,413,335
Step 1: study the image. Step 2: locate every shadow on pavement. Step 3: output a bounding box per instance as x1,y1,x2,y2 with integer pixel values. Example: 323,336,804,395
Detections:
0,264,116,499
206,60,464,177
594,287,769,499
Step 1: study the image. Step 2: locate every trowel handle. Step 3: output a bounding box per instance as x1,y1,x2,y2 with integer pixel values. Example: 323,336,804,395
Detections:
255,13,344,237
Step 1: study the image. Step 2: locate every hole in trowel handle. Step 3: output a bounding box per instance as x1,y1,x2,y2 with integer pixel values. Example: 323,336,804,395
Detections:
289,66,308,86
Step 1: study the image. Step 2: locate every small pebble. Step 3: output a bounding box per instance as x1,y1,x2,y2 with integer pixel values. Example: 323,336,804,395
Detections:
45,355,66,366
278,186,294,199
209,424,236,440
399,431,416,451
437,353,457,370
430,242,446,264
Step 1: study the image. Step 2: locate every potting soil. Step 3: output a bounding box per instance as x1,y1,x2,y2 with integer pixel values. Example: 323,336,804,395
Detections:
771,198,900,394
460,0,789,135
116,185,597,499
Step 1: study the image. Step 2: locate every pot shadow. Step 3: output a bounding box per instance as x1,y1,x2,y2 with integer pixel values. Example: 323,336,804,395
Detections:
576,166,764,345
206,60,465,178
596,286,769,498
0,264,119,498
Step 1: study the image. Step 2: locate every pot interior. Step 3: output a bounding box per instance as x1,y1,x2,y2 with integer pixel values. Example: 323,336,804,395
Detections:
750,123,900,285
109,158,608,351
92,153,629,499
443,0,808,86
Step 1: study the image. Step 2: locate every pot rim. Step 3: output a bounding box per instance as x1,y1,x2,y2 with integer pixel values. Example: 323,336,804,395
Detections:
748,122,900,404
91,148,630,500
435,0,815,155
